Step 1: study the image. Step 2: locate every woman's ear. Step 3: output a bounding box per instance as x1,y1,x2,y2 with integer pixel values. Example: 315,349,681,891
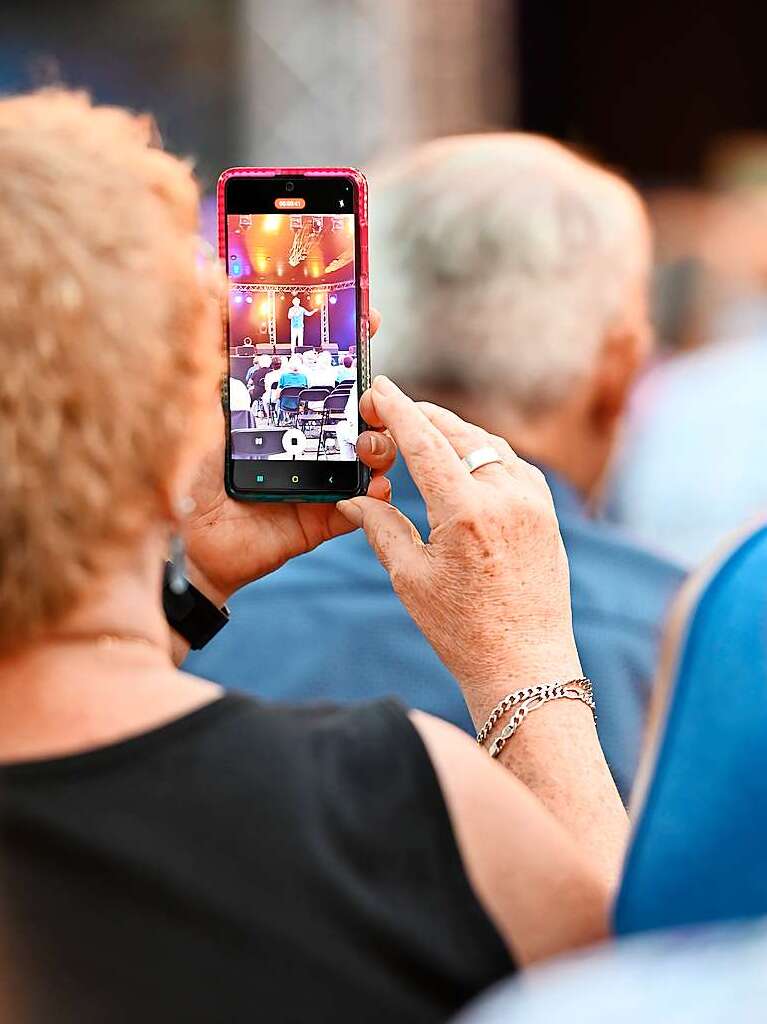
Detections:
156,467,192,527
158,387,222,526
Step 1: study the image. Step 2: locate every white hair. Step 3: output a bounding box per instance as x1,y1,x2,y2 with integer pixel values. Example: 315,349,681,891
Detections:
370,134,650,415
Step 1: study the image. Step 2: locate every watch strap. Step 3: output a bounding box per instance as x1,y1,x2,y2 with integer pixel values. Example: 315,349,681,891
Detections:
162,561,230,650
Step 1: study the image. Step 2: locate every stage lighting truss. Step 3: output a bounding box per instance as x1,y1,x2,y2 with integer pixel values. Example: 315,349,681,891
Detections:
230,281,355,295
232,281,352,345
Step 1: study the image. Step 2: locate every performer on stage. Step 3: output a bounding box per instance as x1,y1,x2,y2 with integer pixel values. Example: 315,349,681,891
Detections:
287,296,316,352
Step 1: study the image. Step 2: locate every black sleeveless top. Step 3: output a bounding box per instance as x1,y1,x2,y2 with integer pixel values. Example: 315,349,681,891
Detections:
0,694,512,1023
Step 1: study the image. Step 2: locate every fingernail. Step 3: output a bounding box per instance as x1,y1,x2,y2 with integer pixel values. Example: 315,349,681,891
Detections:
336,500,363,527
367,432,385,455
373,375,397,395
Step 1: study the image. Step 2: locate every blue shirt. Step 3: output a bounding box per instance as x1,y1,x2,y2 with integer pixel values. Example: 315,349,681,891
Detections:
185,460,685,799
278,372,308,389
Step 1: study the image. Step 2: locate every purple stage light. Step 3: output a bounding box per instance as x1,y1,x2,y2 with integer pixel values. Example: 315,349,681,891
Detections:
329,295,337,304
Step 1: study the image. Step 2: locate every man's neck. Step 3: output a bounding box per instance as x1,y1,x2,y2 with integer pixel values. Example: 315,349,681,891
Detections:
410,389,608,503
510,416,608,504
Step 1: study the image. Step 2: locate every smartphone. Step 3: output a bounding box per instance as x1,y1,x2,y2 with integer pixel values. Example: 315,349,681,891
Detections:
217,167,371,502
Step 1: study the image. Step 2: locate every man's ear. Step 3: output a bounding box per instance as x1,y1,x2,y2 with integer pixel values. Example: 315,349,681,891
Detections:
588,319,649,434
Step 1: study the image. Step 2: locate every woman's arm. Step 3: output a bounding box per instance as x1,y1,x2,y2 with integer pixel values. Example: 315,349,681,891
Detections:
412,711,618,965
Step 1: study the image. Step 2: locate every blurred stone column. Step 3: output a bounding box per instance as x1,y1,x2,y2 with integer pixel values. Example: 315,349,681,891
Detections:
237,0,516,166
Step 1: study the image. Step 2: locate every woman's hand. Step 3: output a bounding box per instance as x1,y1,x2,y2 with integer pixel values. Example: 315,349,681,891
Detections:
183,428,394,606
182,313,396,605
337,375,582,726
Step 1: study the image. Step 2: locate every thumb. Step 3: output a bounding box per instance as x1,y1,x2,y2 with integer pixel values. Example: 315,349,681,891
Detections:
337,497,424,577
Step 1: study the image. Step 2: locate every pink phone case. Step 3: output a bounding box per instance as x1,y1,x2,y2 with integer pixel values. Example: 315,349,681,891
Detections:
217,167,371,502
216,167,370,391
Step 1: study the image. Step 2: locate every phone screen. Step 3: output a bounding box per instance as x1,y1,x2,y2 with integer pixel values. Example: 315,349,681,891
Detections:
222,172,368,500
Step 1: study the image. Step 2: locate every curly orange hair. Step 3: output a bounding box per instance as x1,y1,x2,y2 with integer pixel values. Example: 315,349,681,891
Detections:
0,90,222,649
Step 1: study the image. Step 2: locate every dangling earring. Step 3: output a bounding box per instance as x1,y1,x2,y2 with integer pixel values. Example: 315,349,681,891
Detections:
168,496,196,595
168,532,188,594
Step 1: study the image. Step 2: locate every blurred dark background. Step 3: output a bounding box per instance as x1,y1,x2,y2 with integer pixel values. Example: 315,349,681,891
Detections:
517,0,767,184
1,0,238,188
3,1,765,187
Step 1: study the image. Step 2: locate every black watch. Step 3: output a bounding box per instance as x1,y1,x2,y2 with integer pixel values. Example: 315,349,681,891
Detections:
162,561,230,650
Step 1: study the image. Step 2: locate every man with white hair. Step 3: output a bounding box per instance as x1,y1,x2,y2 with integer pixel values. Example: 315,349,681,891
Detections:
187,135,685,799
373,134,654,488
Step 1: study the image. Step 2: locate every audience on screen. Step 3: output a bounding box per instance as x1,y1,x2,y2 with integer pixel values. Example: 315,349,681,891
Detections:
235,347,359,456
190,134,686,799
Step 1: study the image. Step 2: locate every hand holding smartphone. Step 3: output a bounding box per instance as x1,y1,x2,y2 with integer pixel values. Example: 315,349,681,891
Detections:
218,167,371,502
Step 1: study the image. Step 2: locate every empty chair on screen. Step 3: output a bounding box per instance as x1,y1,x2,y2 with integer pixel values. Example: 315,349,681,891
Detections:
231,427,288,459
